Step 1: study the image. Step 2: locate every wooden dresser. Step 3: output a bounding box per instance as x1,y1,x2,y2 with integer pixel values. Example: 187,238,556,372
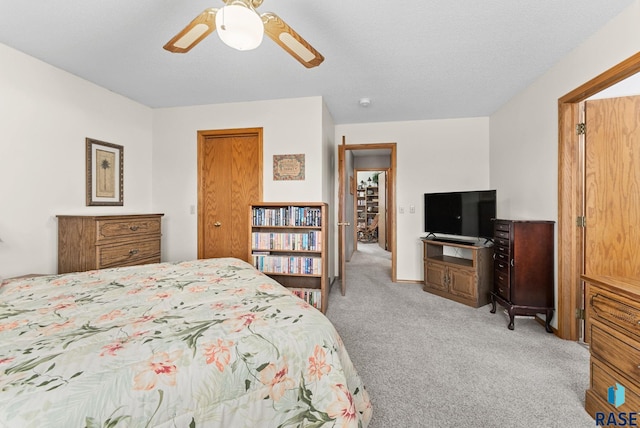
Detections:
57,214,164,274
584,275,640,417
489,219,555,332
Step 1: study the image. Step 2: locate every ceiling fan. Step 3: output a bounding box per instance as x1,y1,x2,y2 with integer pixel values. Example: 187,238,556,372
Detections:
163,0,324,68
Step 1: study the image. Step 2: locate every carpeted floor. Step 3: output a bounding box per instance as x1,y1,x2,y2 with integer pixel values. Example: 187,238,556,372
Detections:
326,243,594,428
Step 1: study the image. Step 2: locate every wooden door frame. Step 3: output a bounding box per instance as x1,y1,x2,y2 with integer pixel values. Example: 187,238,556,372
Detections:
557,52,640,340
338,142,349,294
197,127,263,259
342,143,397,282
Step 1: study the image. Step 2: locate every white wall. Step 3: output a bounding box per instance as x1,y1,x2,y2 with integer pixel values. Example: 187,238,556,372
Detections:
491,1,640,222
335,117,491,281
322,101,336,280
355,157,391,170
0,44,153,278
151,97,326,263
589,72,640,99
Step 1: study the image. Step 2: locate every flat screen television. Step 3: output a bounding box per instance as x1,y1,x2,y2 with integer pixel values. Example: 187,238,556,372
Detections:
424,190,496,240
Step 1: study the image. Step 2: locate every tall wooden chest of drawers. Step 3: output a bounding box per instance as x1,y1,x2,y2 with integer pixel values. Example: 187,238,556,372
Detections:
57,214,164,274
583,275,640,418
489,219,555,332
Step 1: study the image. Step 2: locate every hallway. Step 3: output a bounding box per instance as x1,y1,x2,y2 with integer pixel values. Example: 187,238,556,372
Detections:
351,242,392,281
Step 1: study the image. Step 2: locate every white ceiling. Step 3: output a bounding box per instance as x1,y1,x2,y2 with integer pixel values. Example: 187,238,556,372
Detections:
0,1,635,124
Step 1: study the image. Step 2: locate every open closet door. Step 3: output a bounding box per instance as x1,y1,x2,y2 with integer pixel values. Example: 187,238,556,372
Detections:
584,95,640,278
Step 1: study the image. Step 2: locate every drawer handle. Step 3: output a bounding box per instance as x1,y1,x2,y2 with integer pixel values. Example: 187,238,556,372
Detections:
129,225,140,231
591,293,639,328
129,249,139,256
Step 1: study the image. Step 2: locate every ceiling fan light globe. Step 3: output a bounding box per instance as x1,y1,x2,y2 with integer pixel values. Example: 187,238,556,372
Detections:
215,4,264,51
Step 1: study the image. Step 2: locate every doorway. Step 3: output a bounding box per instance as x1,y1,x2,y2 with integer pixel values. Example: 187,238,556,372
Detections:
557,52,640,340
340,143,397,283
355,169,388,250
197,128,263,262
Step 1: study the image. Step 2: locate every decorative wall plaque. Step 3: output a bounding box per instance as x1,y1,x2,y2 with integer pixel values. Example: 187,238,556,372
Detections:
273,154,305,181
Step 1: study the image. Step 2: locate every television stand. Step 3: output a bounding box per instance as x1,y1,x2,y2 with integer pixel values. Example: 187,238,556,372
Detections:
429,237,474,246
421,239,493,308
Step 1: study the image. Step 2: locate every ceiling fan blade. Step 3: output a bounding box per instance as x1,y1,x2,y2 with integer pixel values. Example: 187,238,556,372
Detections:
164,8,217,53
261,12,324,68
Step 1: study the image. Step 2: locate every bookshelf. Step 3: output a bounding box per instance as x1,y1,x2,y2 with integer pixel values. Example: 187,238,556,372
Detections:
365,186,379,225
249,202,328,313
357,185,378,242
356,187,367,232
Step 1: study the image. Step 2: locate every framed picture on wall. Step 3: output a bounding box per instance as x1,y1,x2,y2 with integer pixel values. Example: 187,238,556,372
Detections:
86,138,124,206
273,154,305,181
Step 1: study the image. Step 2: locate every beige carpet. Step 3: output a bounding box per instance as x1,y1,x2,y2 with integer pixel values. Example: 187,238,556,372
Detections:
326,243,594,428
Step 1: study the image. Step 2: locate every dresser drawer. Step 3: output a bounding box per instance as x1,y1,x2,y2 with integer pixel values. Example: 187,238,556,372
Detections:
494,230,510,240
589,288,640,339
97,239,161,268
494,268,510,300
494,243,510,256
590,320,640,385
494,222,510,232
96,218,161,242
493,237,510,248
494,237,509,248
494,259,509,274
494,252,509,263
590,356,640,414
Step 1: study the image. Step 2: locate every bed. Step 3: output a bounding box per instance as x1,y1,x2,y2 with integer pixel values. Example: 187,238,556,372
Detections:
0,258,371,427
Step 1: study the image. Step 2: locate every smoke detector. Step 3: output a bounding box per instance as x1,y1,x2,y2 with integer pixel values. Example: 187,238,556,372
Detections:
359,97,371,107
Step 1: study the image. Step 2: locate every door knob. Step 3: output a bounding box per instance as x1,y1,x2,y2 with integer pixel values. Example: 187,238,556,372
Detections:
214,222,222,227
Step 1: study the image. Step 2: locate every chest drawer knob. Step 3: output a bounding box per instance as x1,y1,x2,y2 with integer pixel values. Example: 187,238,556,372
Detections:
129,249,139,255
129,225,140,231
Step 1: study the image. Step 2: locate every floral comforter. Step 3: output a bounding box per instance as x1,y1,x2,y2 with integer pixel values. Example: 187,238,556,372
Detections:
0,258,371,427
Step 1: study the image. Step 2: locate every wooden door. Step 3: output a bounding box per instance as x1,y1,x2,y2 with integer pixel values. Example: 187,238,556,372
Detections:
584,96,640,277
198,128,262,261
338,143,348,295
377,171,387,250
558,53,640,341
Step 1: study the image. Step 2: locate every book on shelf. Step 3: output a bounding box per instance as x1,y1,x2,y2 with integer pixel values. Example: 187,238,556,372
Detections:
252,206,322,227
289,288,322,310
251,231,322,251
252,255,322,275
